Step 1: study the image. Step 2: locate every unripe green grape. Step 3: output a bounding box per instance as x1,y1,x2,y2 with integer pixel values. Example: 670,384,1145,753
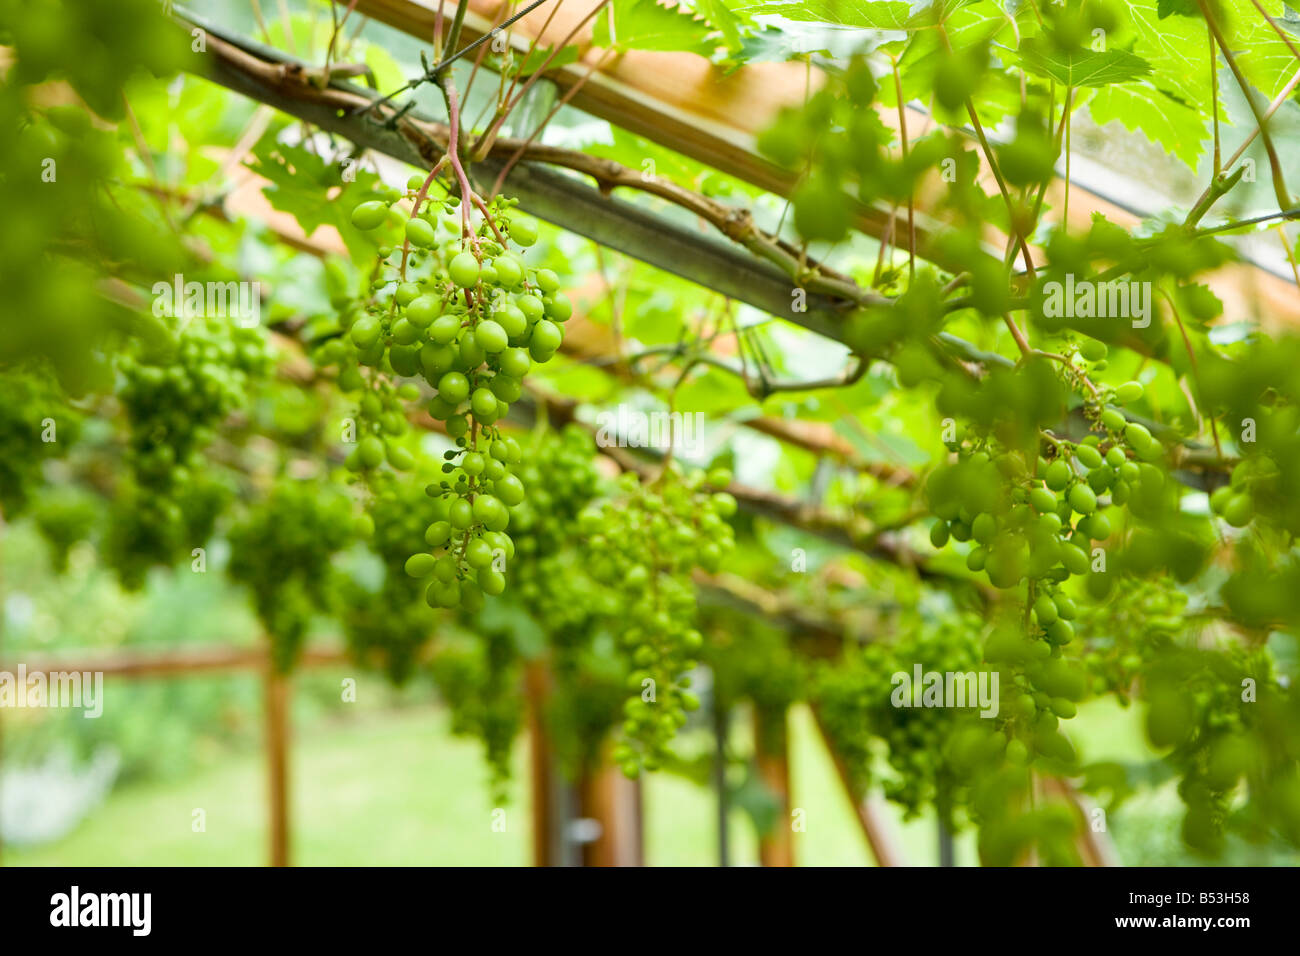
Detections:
427,579,461,608
1123,421,1153,447
1045,619,1074,645
1114,381,1144,404
1100,408,1127,432
1044,459,1072,490
358,434,385,469
543,293,572,322
1060,542,1089,575
395,282,421,306
350,200,389,230
350,314,382,348
1075,444,1103,470
1028,487,1057,513
1033,594,1058,624
929,519,950,548
534,268,560,293
965,546,987,571
496,474,525,506
492,255,524,288
711,492,737,517
406,217,437,248
1222,493,1253,528
391,318,420,346
428,314,460,345
509,216,539,246
1067,484,1097,514
1078,339,1107,361
462,451,485,476
470,387,498,419
449,497,473,529
478,568,506,596
437,371,470,404
474,319,508,353
1083,511,1111,539
458,336,486,370
406,295,440,328
433,555,459,583
483,370,517,401
386,443,415,470
465,537,494,569
448,252,481,288
472,494,507,527
516,294,544,323
495,305,528,340
405,552,437,577
971,512,997,545
425,521,452,547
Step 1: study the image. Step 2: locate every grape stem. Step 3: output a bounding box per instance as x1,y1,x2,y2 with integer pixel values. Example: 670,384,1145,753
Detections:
400,155,449,280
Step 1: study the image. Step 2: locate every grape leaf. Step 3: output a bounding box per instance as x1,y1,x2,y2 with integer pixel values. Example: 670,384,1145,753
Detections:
591,0,716,54
1086,82,1209,166
1018,42,1153,88
1157,0,1198,17
733,0,913,29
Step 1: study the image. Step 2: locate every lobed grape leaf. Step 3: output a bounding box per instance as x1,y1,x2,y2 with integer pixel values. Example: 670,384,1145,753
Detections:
1018,42,1153,88
591,0,717,54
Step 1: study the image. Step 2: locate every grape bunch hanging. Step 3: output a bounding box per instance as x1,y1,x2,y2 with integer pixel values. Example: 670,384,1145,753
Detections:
314,171,575,613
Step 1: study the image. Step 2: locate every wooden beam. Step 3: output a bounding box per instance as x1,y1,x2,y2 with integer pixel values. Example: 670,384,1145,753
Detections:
3,643,348,678
353,0,1300,325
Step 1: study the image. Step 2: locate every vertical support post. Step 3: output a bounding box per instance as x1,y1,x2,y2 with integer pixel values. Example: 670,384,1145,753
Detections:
713,702,730,867
577,743,642,866
265,663,290,868
753,703,794,867
524,660,559,867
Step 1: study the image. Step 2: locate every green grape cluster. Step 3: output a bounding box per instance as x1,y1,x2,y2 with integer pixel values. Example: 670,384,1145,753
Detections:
815,617,989,821
315,180,574,610
507,426,604,641
31,486,101,573
103,471,231,591
1208,455,1281,530
228,479,360,672
577,466,737,774
342,477,440,683
0,368,78,518
927,376,1177,606
105,317,271,586
1141,647,1298,855
117,317,271,493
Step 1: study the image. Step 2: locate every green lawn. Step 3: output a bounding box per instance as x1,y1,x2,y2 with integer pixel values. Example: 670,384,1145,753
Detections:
10,693,1207,866
9,701,982,866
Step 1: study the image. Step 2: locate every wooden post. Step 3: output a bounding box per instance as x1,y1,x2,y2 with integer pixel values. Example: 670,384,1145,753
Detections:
576,744,641,867
753,703,794,867
264,665,290,868
524,660,559,867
